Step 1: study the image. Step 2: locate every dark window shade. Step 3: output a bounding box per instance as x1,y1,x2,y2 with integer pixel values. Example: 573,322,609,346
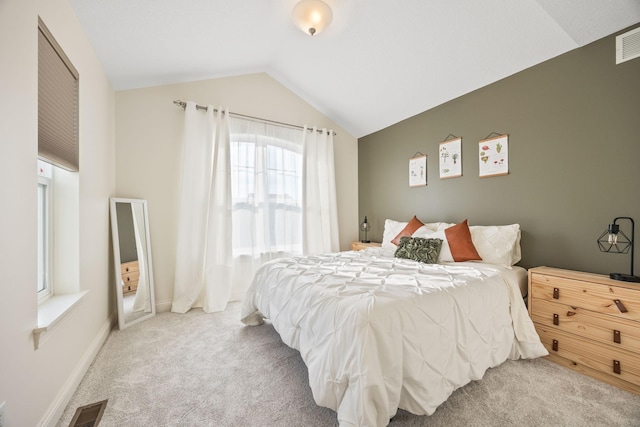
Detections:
38,18,79,172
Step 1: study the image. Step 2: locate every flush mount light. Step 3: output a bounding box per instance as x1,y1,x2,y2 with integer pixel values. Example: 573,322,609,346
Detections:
292,0,333,36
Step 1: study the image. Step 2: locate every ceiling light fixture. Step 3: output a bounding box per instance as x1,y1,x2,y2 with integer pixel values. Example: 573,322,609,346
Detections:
292,0,333,36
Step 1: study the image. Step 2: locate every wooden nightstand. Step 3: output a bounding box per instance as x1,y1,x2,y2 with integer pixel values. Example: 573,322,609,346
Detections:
121,260,140,295
528,266,640,395
351,241,381,251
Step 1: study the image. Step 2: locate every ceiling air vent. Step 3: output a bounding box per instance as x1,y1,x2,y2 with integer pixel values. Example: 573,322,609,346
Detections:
616,26,640,64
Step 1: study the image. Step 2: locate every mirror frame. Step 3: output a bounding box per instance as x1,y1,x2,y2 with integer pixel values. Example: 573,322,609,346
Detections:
109,197,156,329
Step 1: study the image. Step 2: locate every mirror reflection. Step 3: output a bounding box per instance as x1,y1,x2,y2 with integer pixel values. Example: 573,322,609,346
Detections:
110,198,156,329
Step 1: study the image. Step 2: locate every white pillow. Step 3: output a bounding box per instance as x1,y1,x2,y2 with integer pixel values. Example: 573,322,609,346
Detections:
413,223,521,266
381,219,449,250
382,219,408,250
411,228,454,262
428,222,455,231
469,224,521,266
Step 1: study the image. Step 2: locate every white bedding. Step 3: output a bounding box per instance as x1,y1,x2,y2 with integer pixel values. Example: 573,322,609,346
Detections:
241,248,547,426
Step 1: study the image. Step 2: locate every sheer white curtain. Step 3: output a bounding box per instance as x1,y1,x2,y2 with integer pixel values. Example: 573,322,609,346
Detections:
227,118,306,298
171,102,233,313
302,126,340,254
171,103,339,313
131,204,149,313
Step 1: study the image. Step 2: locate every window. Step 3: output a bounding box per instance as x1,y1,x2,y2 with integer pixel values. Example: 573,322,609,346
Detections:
34,17,82,348
37,161,53,302
229,119,304,257
37,17,80,300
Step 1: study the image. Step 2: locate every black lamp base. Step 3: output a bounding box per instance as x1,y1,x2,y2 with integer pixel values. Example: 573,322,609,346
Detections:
610,272,640,283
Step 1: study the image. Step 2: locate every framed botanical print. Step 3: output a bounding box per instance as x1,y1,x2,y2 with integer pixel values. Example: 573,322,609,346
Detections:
409,154,427,187
479,134,508,178
439,137,462,179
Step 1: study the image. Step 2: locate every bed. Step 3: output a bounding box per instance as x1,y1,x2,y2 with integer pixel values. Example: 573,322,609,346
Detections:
241,218,548,426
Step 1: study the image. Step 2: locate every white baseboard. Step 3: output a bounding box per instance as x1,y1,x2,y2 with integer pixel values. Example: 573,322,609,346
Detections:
38,312,116,427
154,297,242,313
155,299,172,313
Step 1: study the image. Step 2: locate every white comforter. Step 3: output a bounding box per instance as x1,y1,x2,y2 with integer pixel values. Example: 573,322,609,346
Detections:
241,249,547,427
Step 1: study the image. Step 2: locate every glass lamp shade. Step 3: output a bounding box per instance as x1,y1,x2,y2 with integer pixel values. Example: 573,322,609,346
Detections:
596,217,640,282
292,0,333,36
360,216,371,243
597,228,632,254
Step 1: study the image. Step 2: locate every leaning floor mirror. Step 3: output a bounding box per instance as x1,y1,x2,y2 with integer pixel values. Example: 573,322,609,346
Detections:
110,198,156,329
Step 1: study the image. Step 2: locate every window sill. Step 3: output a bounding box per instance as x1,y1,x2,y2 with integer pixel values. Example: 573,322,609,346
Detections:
33,290,88,349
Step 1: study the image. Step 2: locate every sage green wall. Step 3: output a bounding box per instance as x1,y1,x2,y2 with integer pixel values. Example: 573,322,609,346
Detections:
359,25,640,275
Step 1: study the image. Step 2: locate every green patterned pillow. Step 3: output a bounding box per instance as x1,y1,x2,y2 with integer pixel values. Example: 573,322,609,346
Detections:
394,236,443,264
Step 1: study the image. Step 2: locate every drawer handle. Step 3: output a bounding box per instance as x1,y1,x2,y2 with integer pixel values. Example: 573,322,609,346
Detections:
613,299,628,313
553,288,559,299
613,360,621,375
553,314,559,326
552,339,558,352
614,330,621,344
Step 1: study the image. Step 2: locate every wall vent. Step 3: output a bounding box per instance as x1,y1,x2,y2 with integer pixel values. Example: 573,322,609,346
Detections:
616,26,640,64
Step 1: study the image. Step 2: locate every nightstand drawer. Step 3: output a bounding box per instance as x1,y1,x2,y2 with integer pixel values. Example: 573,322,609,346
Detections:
122,270,140,284
121,261,140,274
530,273,640,322
530,298,640,354
122,280,139,294
537,325,640,387
529,267,640,395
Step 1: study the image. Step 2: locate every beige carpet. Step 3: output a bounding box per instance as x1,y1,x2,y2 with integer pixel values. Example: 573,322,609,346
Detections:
56,302,640,426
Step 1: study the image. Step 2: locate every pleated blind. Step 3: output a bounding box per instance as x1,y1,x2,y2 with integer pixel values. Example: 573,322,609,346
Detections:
38,18,79,172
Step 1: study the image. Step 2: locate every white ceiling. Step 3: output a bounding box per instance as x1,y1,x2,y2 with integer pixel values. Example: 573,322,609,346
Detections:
70,0,640,138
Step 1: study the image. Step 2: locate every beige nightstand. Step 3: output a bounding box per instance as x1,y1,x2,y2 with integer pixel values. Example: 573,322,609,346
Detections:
351,241,382,251
528,266,640,395
120,260,140,295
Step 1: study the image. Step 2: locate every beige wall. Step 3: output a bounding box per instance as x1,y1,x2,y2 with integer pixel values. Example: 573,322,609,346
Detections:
359,25,640,275
0,0,115,426
115,74,359,310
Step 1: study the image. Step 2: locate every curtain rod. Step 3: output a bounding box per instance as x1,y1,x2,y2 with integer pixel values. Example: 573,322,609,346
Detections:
173,100,336,136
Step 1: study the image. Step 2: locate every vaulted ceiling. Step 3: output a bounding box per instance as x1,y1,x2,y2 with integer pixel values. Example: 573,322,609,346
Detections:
71,0,640,138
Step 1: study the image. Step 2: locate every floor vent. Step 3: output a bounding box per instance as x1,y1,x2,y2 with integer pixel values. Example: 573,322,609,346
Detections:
616,26,640,64
68,400,107,427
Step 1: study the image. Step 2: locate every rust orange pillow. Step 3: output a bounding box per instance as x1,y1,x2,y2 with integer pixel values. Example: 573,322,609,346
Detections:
444,220,482,262
391,215,424,245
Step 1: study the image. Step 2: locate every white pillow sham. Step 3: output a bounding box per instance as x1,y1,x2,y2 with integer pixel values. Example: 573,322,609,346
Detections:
381,219,452,250
470,224,521,266
384,219,521,266
381,219,407,250
411,228,454,261
417,224,521,265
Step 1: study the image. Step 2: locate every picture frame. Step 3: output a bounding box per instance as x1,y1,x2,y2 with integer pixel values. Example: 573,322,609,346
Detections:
479,134,508,178
409,154,427,187
439,137,462,179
